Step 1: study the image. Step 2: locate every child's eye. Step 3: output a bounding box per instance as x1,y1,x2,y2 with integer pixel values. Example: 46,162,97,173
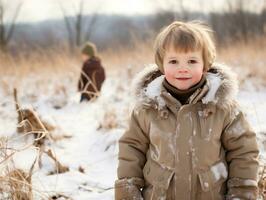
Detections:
169,60,177,64
188,60,197,64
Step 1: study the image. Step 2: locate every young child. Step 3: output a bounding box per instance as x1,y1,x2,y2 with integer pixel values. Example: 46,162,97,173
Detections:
78,42,105,102
115,21,259,200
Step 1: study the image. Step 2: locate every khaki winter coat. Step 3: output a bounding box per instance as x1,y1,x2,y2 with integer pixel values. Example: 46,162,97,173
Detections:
115,64,259,200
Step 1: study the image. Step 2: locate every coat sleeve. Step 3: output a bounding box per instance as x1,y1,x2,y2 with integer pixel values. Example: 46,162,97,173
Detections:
115,106,150,200
93,66,106,92
221,107,259,200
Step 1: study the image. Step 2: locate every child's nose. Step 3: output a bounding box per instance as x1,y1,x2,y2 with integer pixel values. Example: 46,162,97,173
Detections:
177,64,189,71
177,68,189,73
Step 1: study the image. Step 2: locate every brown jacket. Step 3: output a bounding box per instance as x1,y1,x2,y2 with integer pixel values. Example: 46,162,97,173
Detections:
115,64,259,200
78,56,105,101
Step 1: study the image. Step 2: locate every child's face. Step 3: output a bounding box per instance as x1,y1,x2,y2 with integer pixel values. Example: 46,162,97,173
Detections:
81,54,90,62
163,48,204,90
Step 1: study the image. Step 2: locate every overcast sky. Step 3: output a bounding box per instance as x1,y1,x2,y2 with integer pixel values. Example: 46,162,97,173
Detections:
2,0,265,23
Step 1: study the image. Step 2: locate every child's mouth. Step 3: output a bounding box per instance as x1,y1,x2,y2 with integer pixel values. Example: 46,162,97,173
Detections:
176,77,191,80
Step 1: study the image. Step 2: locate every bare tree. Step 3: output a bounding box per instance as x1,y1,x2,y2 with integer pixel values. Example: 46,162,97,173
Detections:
59,0,99,51
0,0,23,52
208,0,265,43
224,0,266,42
226,0,249,41
178,0,189,21
262,0,266,34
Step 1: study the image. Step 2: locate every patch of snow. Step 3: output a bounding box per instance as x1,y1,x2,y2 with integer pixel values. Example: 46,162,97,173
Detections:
211,162,228,182
202,73,222,104
144,76,165,108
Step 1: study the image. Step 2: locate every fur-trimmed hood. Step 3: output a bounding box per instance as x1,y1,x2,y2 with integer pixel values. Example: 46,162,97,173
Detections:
132,63,239,110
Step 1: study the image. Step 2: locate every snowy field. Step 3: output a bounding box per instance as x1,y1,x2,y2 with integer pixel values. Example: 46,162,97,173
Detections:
0,68,265,199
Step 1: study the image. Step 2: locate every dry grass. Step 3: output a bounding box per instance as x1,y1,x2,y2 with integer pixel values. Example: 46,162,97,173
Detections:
0,39,154,80
0,132,70,199
100,39,154,74
0,137,34,200
1,36,265,86
0,97,71,199
98,109,119,130
218,35,266,84
0,48,79,76
0,48,80,99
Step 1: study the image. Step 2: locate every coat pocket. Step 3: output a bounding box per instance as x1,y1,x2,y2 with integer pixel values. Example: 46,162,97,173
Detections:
142,159,174,200
197,161,228,200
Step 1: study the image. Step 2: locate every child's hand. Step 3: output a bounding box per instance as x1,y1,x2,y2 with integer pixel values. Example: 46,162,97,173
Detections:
115,177,144,200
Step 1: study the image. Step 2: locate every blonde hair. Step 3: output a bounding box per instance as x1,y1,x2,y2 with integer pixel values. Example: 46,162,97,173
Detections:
154,20,216,72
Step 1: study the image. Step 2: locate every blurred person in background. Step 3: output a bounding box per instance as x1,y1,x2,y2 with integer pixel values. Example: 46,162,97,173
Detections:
78,41,106,102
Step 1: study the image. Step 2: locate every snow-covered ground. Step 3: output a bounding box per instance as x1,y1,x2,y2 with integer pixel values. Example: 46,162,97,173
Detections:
0,69,265,199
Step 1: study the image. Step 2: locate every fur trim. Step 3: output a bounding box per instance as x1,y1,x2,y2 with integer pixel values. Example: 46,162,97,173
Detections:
131,64,164,109
205,63,239,110
131,64,162,98
132,63,239,110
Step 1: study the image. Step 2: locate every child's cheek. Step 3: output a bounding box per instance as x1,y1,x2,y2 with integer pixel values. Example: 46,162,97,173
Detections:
165,68,176,81
164,72,172,82
195,70,204,81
